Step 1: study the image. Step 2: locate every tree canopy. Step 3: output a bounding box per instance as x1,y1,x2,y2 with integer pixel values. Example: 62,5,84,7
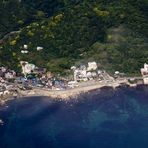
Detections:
0,0,148,75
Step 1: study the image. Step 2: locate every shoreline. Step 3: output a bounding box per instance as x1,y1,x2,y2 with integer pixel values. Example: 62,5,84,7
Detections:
21,84,146,100
0,79,147,105
19,78,146,99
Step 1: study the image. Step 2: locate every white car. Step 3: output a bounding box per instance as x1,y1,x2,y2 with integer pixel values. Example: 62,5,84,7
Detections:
68,81,79,88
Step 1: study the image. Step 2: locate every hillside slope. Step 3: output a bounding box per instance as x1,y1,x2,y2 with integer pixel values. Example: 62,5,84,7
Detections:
0,0,148,75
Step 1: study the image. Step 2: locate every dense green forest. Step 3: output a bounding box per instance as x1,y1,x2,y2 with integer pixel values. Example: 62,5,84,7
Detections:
0,0,148,75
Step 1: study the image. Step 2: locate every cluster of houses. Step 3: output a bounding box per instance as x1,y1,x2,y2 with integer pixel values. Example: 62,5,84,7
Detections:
68,61,115,88
0,67,16,81
0,67,17,98
21,44,43,54
141,63,148,84
71,62,99,82
19,61,67,89
0,61,148,98
0,62,64,98
0,61,107,95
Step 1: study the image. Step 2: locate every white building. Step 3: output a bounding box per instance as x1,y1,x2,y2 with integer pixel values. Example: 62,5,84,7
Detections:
20,61,36,76
140,63,148,84
71,61,99,81
87,62,97,71
143,77,148,84
23,44,28,49
24,63,35,74
0,67,7,73
21,50,29,54
37,46,43,51
141,63,148,76
5,72,15,79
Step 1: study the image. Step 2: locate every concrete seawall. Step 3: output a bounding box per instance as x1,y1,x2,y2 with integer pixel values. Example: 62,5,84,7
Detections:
19,82,121,100
1,79,146,103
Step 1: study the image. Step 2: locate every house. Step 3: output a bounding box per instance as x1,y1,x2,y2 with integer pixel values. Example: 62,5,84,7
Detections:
5,72,15,79
34,67,46,75
0,67,7,78
141,63,148,76
71,66,76,70
143,77,148,84
20,61,35,76
87,62,97,71
37,46,43,51
23,44,28,49
71,61,99,81
21,50,28,54
46,71,54,79
140,63,148,84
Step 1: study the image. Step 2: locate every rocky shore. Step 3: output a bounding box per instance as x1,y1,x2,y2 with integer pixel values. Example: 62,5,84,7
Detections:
0,78,146,105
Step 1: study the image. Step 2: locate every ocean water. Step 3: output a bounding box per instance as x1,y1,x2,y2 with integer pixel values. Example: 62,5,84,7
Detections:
0,85,148,148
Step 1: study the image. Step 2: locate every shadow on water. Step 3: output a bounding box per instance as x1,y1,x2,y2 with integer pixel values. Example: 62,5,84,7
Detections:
0,85,148,148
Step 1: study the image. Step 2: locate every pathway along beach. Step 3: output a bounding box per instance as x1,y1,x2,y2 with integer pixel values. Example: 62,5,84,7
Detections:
19,79,139,99
0,78,145,104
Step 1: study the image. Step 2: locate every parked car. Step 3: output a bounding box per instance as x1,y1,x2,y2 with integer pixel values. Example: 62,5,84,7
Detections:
68,81,79,88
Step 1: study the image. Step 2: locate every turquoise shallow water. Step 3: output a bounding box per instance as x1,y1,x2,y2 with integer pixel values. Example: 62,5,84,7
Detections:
0,85,148,148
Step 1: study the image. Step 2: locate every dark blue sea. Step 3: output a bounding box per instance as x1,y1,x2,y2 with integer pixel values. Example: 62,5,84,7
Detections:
0,85,148,148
